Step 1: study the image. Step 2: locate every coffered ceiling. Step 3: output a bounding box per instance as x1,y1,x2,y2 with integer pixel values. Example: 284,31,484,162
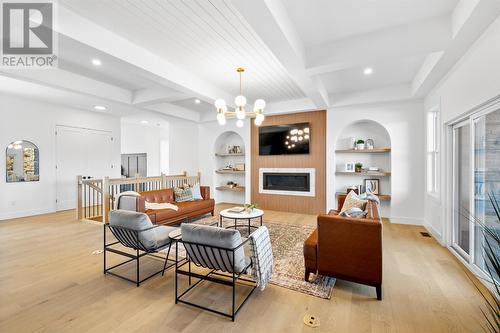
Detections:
0,0,499,122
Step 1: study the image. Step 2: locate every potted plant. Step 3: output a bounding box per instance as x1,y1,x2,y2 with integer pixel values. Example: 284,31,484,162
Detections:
244,203,258,213
355,162,363,173
462,192,500,333
356,139,365,150
227,181,237,188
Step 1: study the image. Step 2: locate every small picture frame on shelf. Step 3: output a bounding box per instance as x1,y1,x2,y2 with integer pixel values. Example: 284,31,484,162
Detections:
364,179,379,194
234,163,245,171
345,162,355,172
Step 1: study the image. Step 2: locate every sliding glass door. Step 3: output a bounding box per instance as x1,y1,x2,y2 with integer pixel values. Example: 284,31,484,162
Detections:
473,109,500,278
451,107,500,277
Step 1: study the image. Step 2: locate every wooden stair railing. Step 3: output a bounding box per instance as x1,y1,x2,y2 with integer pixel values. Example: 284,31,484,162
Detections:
77,172,201,223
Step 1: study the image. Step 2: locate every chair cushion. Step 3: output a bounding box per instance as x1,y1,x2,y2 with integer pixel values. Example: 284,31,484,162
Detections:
181,223,248,273
109,210,174,250
153,225,178,250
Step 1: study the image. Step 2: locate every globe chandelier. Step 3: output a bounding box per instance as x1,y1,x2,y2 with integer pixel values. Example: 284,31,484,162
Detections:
214,67,266,127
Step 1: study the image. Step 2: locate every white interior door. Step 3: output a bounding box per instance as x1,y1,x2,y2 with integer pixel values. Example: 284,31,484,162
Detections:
56,126,112,211
86,129,112,180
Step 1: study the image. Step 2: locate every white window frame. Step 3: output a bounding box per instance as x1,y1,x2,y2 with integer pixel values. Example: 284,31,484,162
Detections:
427,105,440,197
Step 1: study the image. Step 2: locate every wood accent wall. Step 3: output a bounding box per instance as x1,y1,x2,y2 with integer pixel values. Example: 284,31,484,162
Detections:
251,110,326,214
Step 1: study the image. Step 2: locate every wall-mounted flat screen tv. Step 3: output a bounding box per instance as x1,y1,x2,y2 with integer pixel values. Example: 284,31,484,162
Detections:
259,122,310,155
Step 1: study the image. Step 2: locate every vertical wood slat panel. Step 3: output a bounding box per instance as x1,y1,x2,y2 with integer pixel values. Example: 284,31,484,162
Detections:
250,111,327,214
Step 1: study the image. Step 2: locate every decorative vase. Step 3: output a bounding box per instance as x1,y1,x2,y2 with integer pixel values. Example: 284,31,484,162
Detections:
356,143,365,150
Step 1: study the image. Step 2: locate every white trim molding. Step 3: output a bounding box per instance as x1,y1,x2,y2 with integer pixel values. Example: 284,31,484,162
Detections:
259,168,316,197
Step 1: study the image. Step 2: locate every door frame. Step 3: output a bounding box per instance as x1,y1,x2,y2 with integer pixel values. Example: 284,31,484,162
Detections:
445,95,500,282
451,119,473,262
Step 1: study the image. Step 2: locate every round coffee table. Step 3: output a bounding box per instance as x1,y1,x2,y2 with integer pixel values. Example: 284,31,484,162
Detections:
219,208,264,235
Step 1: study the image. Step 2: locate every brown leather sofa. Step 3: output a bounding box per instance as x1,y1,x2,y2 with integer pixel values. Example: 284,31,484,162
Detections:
303,194,383,300
137,187,215,226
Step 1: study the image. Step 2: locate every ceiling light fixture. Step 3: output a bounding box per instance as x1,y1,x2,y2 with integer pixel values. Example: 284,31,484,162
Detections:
93,105,107,111
194,98,201,104
363,67,373,75
214,67,266,126
140,120,149,124
92,58,102,66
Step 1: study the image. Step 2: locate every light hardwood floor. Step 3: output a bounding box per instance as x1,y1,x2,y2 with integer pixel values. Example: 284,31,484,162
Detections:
0,204,489,332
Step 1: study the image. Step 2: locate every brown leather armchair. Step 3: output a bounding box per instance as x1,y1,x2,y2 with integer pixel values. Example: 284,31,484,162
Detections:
303,195,383,300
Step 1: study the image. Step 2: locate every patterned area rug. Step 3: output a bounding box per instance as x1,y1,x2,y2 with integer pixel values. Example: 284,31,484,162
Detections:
191,217,335,299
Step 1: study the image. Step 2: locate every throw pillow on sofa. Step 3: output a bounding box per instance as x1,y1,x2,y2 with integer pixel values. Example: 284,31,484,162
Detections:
190,183,203,200
174,187,193,202
340,191,368,215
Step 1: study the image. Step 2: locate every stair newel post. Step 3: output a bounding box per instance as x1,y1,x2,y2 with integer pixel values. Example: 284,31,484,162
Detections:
103,176,110,224
77,175,83,221
161,172,166,189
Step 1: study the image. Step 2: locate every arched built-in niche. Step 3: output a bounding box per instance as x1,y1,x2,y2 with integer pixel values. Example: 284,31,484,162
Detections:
334,120,391,213
213,131,246,204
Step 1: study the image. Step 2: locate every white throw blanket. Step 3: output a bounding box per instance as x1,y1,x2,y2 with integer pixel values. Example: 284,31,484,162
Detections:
248,226,273,290
145,202,179,211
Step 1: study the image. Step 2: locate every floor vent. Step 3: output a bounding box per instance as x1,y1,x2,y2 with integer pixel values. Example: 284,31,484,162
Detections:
420,232,431,238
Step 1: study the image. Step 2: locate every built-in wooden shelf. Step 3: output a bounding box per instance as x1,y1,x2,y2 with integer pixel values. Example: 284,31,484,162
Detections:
216,185,245,192
215,153,245,157
335,171,391,177
335,148,391,153
336,192,391,201
215,169,245,174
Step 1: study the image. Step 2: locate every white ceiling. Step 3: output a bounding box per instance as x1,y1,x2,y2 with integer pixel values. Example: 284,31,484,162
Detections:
282,0,459,46
59,0,306,104
58,36,165,91
1,0,498,122
320,55,426,94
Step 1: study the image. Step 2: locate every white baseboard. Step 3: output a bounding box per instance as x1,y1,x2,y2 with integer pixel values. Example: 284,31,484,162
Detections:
388,216,424,225
424,222,445,246
0,208,54,221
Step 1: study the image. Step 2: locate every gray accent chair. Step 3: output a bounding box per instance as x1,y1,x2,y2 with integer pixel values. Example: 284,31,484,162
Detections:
104,210,177,286
174,223,257,321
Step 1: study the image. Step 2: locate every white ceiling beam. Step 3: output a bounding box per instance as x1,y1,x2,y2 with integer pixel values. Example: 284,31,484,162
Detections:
56,4,234,107
411,0,500,97
329,84,416,107
0,75,135,116
232,0,329,108
0,68,132,104
306,16,451,76
132,87,187,107
144,103,200,123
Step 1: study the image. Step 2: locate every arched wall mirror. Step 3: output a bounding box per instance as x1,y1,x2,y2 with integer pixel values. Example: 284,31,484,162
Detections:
6,140,40,182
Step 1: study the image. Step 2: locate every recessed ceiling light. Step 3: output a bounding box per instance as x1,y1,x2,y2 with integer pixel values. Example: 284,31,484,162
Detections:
194,98,201,104
93,105,106,111
92,58,102,66
140,120,149,124
363,67,373,75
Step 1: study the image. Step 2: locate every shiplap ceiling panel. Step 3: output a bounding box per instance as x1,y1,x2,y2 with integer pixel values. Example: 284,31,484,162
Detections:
60,0,306,103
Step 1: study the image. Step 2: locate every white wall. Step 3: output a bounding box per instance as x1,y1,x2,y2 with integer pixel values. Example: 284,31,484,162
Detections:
168,117,200,176
327,101,426,225
424,16,500,244
198,119,251,204
0,95,121,220
120,121,169,176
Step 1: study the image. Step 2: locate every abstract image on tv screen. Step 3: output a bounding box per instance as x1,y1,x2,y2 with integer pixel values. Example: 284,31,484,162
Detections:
259,122,310,155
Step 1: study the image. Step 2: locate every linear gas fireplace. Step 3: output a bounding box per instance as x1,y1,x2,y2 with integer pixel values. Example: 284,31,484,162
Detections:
259,168,315,197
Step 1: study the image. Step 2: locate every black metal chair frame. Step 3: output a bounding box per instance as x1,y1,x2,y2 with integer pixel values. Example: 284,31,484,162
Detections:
174,236,257,321
104,224,176,287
